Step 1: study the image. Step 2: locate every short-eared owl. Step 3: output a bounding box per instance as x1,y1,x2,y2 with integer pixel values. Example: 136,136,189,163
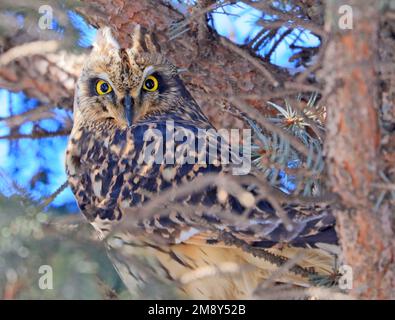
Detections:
66,26,337,299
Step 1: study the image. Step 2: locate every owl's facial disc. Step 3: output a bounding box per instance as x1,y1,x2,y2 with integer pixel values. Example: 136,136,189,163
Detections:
76,27,183,127
85,69,164,127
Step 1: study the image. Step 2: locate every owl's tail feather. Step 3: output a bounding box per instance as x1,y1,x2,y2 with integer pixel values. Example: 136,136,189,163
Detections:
162,236,338,299
111,233,338,299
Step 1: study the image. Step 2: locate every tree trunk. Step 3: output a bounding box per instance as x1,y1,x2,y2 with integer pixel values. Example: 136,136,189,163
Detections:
322,0,395,299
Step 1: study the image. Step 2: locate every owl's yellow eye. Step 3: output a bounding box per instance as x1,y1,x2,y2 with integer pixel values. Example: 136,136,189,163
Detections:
95,80,112,95
143,75,159,92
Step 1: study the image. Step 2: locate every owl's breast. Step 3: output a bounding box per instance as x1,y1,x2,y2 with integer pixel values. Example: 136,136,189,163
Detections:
65,120,223,237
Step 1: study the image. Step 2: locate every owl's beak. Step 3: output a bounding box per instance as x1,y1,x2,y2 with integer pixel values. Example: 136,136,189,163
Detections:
123,95,134,127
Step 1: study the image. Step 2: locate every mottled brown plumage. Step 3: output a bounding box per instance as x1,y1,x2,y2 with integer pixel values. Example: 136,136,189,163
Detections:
66,26,337,299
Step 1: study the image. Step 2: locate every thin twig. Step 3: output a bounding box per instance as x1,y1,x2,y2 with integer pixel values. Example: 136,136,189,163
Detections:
220,38,279,87
0,105,55,129
0,129,71,140
39,180,69,210
0,40,60,66
254,251,306,293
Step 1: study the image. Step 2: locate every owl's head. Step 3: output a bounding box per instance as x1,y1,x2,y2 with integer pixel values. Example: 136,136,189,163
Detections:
74,26,204,128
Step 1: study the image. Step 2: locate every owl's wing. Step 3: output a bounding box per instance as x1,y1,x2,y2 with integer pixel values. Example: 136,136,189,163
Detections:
70,120,336,248
132,121,335,248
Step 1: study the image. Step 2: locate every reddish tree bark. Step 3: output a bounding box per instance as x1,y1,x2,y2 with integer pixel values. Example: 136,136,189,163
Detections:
322,0,395,299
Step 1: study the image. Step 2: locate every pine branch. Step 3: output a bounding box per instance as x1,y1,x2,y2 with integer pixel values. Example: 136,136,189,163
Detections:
0,129,70,140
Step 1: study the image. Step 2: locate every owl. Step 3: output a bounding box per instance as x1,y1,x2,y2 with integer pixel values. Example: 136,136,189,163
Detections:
66,26,338,299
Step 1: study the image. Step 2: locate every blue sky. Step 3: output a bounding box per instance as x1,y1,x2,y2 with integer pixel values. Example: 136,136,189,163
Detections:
0,2,319,213
0,90,76,211
210,2,319,68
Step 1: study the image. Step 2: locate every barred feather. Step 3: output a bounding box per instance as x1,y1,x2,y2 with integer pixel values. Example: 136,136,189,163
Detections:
66,26,338,299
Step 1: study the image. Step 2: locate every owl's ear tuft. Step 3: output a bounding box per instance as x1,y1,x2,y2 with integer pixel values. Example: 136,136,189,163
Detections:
130,24,161,55
93,27,120,54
